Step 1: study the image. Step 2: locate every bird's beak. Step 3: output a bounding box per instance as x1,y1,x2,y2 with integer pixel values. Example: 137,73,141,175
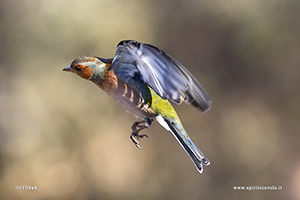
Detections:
63,65,73,72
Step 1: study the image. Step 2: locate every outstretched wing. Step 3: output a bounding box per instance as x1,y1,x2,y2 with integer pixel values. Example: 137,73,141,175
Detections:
111,40,212,112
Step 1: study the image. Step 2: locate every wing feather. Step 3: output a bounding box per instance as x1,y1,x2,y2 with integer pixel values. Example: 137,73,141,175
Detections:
111,40,212,112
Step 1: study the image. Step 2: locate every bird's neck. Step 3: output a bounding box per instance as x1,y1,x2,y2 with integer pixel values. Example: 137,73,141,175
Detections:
89,63,110,85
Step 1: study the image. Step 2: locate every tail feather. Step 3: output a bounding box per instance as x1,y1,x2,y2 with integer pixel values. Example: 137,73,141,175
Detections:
163,118,210,173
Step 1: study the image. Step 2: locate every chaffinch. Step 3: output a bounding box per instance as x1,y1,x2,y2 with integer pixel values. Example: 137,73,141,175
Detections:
63,40,212,173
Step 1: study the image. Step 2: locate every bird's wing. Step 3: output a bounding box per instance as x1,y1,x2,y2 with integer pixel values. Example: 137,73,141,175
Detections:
111,40,212,112
105,52,152,104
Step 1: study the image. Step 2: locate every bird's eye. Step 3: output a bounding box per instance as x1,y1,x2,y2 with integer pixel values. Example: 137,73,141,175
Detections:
75,67,82,71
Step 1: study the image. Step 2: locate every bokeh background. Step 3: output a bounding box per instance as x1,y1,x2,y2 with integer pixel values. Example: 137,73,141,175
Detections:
0,0,299,199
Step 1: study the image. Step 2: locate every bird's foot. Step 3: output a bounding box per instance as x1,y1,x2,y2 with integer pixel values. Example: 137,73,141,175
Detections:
130,120,152,149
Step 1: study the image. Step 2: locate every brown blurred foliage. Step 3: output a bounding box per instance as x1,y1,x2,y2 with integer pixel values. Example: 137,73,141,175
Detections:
0,0,299,199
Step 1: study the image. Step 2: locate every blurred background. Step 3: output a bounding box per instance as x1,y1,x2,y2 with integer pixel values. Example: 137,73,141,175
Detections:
0,0,299,199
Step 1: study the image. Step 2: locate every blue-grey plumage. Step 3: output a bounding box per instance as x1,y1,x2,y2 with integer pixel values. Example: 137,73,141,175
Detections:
114,40,212,111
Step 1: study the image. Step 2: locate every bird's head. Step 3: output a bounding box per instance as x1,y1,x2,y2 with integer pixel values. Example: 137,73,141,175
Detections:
63,56,110,83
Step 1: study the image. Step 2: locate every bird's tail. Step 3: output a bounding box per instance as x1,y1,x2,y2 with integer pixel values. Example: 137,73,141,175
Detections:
156,115,210,173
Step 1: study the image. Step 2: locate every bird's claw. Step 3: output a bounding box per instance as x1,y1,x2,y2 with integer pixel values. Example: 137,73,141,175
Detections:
130,130,149,149
130,120,150,149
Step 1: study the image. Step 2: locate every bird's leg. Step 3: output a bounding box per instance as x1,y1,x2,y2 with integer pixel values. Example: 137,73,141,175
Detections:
130,118,152,149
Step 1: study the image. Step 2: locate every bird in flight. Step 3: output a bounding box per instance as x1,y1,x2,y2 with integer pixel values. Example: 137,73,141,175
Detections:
63,40,212,173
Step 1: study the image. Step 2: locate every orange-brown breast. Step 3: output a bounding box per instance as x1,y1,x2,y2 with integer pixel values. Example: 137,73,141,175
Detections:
99,70,156,118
